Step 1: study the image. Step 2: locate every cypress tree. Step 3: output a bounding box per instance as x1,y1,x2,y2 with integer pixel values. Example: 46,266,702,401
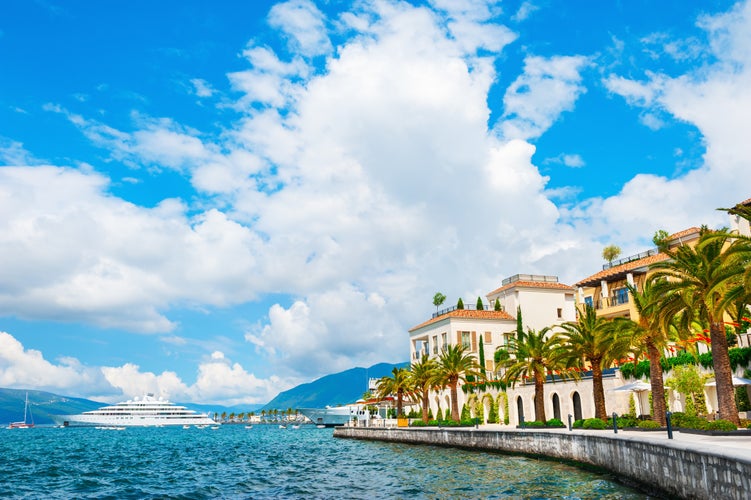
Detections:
476,296,484,310
457,298,464,310
494,298,501,311
516,306,523,339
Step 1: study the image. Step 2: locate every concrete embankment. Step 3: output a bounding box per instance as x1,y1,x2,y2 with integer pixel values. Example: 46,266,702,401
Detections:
334,426,751,499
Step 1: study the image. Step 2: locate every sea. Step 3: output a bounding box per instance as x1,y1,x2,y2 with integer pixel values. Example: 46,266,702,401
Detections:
0,424,651,499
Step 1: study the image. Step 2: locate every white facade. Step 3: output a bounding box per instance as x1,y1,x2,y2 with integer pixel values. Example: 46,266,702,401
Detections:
486,274,576,333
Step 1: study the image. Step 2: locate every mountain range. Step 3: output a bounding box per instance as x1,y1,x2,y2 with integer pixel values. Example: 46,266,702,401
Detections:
0,361,408,424
262,361,408,411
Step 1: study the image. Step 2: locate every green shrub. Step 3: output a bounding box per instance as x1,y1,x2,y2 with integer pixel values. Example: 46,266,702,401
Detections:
572,419,584,429
707,419,737,431
670,413,709,430
524,420,545,427
616,416,639,428
410,420,427,427
582,418,606,430
638,420,661,429
545,418,565,428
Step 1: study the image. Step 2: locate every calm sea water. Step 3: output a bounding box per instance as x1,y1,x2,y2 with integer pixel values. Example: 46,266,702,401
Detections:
0,424,649,499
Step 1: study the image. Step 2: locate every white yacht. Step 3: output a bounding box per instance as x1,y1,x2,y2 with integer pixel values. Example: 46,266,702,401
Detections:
50,393,216,428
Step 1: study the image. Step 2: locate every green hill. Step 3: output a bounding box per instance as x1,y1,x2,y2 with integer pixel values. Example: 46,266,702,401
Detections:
262,361,409,411
0,388,104,426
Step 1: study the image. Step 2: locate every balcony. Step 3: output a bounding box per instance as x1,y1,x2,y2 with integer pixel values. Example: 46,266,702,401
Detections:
432,303,502,319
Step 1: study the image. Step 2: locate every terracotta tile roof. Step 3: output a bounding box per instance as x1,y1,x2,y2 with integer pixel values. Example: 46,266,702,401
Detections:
409,309,514,332
486,280,574,296
575,252,669,288
668,227,701,240
736,197,751,207
575,227,701,288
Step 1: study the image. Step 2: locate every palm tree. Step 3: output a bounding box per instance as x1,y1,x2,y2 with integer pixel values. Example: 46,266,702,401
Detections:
651,229,744,425
557,305,631,420
431,344,480,422
611,280,673,425
409,354,438,423
376,367,412,418
496,327,569,423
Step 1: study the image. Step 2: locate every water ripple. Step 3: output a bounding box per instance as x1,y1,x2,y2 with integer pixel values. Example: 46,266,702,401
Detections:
0,425,649,499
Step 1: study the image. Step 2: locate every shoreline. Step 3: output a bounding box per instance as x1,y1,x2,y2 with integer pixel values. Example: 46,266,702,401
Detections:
334,424,751,499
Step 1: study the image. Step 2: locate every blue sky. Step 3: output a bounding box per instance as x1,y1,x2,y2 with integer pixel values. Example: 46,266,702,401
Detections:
0,0,748,405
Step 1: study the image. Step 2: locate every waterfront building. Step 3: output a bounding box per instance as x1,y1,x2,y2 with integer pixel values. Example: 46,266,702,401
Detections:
574,227,701,321
408,275,620,426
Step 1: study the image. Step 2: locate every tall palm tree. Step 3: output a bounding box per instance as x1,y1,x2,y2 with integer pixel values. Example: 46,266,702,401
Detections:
557,305,631,420
611,280,673,425
496,327,569,423
376,367,412,418
431,344,480,422
408,354,438,423
651,229,744,425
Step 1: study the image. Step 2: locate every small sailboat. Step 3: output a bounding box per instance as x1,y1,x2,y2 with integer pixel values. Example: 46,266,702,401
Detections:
244,425,253,429
291,424,300,429
279,424,287,429
182,425,191,429
8,392,34,429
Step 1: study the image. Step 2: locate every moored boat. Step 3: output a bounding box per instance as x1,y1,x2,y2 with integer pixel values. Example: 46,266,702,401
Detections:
50,393,216,428
298,405,371,427
8,392,34,429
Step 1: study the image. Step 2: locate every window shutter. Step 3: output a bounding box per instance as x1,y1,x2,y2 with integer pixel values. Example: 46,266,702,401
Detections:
471,331,477,352
456,331,462,345
484,331,492,343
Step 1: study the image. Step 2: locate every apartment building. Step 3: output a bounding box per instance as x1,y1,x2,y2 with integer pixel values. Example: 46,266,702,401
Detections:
574,227,701,320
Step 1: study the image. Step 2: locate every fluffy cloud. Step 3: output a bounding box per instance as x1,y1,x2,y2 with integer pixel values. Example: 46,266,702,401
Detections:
583,0,751,241
0,331,286,404
499,55,590,140
0,332,111,395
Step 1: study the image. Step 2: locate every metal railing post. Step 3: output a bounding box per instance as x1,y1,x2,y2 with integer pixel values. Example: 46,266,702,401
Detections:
612,412,618,434
666,411,673,440
568,414,572,431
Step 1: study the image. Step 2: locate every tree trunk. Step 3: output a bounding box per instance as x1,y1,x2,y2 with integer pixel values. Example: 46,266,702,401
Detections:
421,390,430,423
710,320,740,425
591,359,607,420
646,339,667,426
450,382,460,422
397,391,403,418
534,371,546,423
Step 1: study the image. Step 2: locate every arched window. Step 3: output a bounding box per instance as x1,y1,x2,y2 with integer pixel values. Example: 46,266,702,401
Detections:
516,396,525,425
572,391,582,421
552,393,561,421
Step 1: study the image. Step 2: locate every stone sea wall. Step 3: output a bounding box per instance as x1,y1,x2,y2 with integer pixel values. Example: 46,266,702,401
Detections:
333,427,751,499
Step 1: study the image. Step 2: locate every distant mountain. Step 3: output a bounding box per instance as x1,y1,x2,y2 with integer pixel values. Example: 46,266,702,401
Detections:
0,388,104,426
263,361,409,411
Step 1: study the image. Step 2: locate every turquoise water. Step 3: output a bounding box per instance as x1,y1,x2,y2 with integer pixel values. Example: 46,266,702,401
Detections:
0,425,649,499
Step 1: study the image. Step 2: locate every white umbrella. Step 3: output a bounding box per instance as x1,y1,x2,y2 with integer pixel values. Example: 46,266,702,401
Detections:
611,380,652,417
611,381,652,392
704,376,751,387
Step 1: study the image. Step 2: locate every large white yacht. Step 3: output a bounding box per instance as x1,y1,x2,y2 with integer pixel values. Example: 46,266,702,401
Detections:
51,393,217,428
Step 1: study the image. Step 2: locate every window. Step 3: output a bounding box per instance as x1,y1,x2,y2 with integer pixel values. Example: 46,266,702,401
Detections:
584,296,593,307
441,332,447,350
461,331,471,349
615,287,629,305
484,331,492,343
432,336,438,354
557,308,563,319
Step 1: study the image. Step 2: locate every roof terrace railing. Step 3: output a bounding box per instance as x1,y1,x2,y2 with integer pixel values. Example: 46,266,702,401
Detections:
501,274,559,286
432,303,504,319
602,248,659,270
